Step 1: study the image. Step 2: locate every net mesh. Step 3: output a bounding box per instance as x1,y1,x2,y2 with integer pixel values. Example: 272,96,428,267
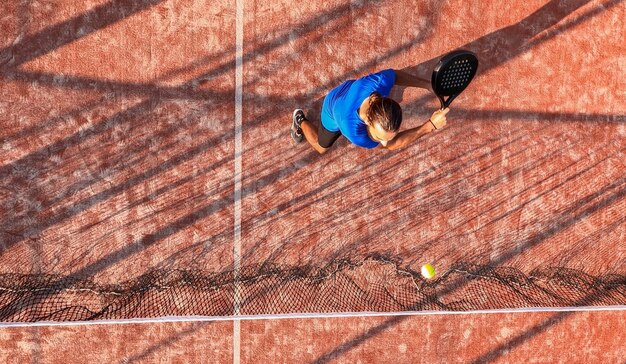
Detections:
1,259,625,322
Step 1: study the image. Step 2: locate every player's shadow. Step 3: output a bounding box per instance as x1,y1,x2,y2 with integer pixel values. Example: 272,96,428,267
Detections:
395,0,619,105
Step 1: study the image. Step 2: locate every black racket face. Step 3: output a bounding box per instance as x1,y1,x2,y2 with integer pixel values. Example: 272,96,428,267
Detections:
431,50,478,107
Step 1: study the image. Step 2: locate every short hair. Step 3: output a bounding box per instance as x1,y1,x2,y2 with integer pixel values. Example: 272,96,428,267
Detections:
366,92,402,132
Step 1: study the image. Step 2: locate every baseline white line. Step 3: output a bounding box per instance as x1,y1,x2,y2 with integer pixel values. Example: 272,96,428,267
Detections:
233,0,244,361
2,306,626,327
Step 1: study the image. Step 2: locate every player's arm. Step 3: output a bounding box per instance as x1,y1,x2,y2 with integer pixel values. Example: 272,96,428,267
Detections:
380,108,449,150
393,69,431,90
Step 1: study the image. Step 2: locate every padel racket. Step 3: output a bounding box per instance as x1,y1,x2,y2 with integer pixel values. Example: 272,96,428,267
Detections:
431,50,478,109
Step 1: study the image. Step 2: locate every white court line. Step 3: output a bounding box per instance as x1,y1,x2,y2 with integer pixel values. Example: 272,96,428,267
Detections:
233,0,244,361
2,306,626,328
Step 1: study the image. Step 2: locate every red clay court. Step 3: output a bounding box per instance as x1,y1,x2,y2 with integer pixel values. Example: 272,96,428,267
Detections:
1,0,625,362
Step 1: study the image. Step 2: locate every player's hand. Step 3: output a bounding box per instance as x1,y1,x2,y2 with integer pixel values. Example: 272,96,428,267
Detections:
429,108,449,130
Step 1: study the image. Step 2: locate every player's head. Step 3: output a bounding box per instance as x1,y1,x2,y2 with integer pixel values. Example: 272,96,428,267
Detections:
365,92,402,146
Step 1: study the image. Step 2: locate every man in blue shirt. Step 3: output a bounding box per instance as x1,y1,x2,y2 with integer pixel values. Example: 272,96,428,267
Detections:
292,69,449,153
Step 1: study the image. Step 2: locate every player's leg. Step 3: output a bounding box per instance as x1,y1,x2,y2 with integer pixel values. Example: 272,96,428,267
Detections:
300,120,326,152
292,109,339,154
305,119,344,154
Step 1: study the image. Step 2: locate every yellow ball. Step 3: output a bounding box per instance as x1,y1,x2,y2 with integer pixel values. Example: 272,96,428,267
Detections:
421,263,436,279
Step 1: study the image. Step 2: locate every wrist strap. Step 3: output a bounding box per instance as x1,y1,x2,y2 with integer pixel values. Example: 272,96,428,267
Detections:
429,119,437,130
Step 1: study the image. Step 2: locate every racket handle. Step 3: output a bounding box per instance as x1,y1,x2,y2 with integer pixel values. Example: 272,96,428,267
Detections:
444,94,459,108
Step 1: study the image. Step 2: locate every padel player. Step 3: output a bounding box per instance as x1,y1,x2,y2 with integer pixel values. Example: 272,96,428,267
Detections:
291,69,449,153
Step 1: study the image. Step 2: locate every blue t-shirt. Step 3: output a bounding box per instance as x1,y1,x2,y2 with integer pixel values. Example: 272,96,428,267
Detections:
321,69,396,149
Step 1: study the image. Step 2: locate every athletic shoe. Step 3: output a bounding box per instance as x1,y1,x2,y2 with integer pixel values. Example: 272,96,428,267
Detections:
291,109,305,143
